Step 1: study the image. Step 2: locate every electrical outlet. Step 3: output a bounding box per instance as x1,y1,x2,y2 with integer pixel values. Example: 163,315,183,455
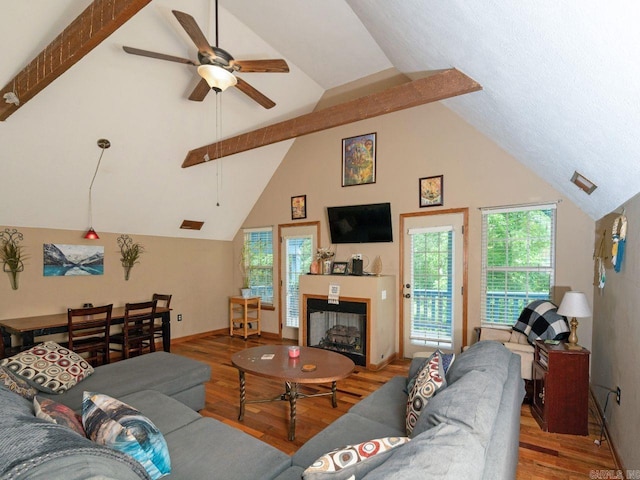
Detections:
177,314,183,322
616,387,621,405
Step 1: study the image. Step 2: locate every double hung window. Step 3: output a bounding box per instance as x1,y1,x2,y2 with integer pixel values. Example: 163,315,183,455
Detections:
243,227,274,306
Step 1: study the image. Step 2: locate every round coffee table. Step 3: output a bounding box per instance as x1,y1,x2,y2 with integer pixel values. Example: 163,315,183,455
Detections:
231,345,355,441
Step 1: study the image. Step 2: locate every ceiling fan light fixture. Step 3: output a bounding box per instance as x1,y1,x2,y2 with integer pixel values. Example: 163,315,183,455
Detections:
197,64,237,92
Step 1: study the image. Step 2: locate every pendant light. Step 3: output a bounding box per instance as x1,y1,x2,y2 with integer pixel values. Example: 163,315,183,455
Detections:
84,138,110,239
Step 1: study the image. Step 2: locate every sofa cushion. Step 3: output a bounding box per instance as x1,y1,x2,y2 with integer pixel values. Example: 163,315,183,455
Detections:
446,340,512,385
0,341,93,394
82,392,171,480
163,416,291,480
38,351,211,411
303,436,410,480
406,351,445,436
292,413,406,469
0,386,149,480
361,423,485,480
347,376,407,430
0,365,38,399
34,396,85,437
411,369,503,445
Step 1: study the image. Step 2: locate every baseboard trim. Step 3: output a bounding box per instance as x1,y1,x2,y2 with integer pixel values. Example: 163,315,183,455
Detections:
589,385,626,473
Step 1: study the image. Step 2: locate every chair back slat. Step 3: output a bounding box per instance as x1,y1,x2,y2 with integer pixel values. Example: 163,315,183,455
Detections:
67,304,113,366
121,299,158,358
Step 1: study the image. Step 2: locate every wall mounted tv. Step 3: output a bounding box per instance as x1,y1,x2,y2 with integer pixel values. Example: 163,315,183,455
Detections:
327,202,393,244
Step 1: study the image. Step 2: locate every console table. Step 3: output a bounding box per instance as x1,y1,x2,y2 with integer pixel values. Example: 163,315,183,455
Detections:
531,340,590,435
229,296,261,339
0,306,172,355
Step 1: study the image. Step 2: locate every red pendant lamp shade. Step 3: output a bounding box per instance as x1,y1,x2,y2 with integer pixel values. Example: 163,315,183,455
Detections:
84,139,110,239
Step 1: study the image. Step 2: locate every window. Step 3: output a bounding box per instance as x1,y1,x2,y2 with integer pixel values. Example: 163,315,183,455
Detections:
243,227,274,305
481,204,556,327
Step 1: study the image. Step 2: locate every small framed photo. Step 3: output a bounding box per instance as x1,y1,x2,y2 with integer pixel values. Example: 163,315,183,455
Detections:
342,132,376,187
419,175,444,208
291,195,307,220
331,262,349,275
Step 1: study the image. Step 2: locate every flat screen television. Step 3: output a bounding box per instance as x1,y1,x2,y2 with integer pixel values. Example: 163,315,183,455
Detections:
327,202,393,244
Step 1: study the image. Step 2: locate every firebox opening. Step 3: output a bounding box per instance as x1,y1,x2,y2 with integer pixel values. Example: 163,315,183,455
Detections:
306,297,367,366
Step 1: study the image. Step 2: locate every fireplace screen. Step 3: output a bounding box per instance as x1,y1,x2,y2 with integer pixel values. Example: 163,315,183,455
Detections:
306,298,367,366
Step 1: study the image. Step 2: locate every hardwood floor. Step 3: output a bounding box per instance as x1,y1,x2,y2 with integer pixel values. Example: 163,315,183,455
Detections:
172,334,620,478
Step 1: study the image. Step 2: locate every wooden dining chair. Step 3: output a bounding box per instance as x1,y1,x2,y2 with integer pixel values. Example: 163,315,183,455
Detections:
67,304,113,366
110,300,157,359
152,293,172,348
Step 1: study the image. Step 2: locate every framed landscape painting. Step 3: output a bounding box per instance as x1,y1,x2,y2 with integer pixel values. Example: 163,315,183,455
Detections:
342,132,376,186
419,175,444,207
43,244,104,276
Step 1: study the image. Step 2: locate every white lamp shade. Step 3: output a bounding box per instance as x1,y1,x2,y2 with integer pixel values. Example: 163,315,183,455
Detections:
197,65,237,91
557,291,592,318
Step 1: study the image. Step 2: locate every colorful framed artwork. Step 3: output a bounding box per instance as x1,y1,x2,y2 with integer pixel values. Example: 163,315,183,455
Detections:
419,175,444,208
291,195,307,220
342,132,376,187
43,244,104,276
331,262,349,275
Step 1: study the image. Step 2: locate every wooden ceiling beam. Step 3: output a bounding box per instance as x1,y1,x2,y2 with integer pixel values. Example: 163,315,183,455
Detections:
182,68,482,168
0,0,151,121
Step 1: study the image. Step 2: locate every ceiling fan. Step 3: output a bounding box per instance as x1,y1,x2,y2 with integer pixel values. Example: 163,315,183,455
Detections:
122,3,289,109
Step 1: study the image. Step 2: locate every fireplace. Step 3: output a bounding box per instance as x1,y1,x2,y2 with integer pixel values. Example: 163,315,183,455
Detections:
306,297,367,366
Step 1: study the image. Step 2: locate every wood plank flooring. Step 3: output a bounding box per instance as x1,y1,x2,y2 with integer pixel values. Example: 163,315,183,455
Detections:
172,334,619,478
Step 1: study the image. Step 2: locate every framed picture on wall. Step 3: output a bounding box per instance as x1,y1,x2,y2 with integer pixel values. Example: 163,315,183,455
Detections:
291,194,307,220
342,132,376,186
419,175,444,207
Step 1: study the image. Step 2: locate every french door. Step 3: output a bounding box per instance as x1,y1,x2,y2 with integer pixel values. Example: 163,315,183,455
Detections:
400,209,467,358
278,222,319,340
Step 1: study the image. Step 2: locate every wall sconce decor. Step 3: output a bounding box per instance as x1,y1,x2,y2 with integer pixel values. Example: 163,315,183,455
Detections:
118,235,144,281
84,139,111,239
0,228,26,290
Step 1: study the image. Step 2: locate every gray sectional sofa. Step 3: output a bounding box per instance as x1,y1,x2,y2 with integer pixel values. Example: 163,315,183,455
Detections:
0,341,524,480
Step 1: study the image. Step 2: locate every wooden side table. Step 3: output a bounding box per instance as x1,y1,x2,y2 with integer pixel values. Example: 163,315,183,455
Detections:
531,340,590,435
229,296,261,339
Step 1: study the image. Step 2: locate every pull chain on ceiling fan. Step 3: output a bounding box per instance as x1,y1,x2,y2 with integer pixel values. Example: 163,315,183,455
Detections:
122,0,289,108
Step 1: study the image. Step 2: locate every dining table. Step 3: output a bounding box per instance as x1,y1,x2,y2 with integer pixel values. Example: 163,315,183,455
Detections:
0,305,172,355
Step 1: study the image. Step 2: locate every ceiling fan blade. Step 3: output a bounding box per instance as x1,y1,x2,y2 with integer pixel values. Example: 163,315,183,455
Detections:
189,78,212,102
122,46,196,65
172,10,215,58
231,59,289,73
235,77,276,109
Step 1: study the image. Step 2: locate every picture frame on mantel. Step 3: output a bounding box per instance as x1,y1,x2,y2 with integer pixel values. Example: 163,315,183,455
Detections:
342,132,376,187
291,195,307,220
419,175,444,208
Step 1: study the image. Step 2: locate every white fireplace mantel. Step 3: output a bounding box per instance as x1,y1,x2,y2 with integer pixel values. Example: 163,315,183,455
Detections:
299,274,396,370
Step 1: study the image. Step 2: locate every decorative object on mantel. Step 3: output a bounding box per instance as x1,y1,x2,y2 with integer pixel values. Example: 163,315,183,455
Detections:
0,228,26,290
419,175,444,207
291,195,307,220
84,139,111,240
342,132,376,187
117,235,144,281
315,247,335,275
556,291,592,350
371,255,383,276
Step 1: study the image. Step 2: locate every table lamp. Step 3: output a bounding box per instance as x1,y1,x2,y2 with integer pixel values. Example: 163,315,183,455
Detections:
557,291,591,350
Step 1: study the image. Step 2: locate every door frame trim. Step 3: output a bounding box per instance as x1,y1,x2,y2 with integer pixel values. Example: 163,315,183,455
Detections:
277,221,321,339
398,208,469,358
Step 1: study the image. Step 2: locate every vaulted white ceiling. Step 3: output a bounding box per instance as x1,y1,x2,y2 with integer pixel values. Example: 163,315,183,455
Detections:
2,0,639,240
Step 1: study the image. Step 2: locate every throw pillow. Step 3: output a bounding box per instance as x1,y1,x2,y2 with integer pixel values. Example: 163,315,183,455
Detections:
82,392,171,480
0,341,94,394
34,396,86,437
406,351,446,436
0,365,38,400
303,437,410,480
405,350,454,394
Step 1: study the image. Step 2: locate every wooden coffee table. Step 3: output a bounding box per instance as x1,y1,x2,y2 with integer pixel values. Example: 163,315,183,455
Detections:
231,345,355,441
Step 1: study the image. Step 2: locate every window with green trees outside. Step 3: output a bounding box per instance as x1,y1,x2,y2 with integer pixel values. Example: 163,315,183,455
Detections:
481,204,556,326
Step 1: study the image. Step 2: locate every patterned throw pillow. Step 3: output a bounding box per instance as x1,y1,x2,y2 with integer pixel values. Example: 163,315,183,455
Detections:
303,437,410,479
82,392,171,480
34,396,86,436
406,351,446,436
0,365,38,400
405,350,455,395
0,341,94,394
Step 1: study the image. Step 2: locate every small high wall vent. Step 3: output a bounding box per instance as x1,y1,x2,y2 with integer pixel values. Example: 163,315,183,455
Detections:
570,171,597,195
180,220,204,230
